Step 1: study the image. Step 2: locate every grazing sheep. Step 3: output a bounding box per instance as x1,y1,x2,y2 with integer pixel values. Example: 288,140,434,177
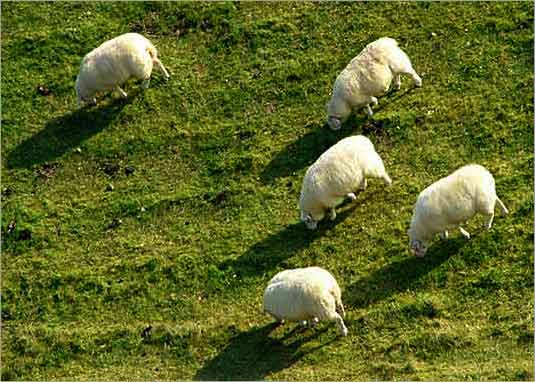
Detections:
408,164,509,257
76,33,170,105
299,135,391,230
326,37,422,130
263,266,348,336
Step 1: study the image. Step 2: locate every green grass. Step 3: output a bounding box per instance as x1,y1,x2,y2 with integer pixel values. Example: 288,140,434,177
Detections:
1,2,533,380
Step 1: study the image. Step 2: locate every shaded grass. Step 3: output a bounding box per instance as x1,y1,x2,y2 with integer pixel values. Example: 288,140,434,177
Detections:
195,323,337,381
2,1,533,381
6,98,132,169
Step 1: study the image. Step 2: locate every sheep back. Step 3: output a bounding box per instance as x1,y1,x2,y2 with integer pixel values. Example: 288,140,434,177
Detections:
410,164,500,239
299,136,386,218
327,37,416,120
77,33,156,99
263,267,342,322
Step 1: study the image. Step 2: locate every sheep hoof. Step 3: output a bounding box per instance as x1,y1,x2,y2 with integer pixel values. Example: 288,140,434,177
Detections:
116,86,128,98
459,227,471,239
328,209,337,221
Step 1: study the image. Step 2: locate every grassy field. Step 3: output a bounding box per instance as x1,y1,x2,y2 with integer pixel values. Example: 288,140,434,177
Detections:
1,2,533,380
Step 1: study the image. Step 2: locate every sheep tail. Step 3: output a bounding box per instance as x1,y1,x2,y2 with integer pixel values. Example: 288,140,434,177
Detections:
496,196,509,215
383,173,392,186
145,44,158,60
146,44,170,79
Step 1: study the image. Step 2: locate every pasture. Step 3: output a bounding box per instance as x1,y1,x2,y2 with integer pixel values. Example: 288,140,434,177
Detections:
1,2,533,380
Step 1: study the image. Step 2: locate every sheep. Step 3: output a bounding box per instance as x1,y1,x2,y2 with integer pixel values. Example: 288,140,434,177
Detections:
263,266,348,336
299,135,391,230
408,164,509,257
326,37,422,130
75,33,170,105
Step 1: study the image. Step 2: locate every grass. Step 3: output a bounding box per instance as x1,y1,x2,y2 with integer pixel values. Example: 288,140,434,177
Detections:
1,2,533,380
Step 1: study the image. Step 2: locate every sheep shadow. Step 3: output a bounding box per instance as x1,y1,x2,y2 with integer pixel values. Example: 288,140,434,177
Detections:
259,122,354,184
372,85,418,113
6,97,131,169
358,85,421,134
259,86,418,185
218,204,358,280
194,322,336,381
346,237,465,309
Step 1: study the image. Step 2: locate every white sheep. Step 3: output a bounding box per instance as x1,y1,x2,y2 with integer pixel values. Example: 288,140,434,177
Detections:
326,37,422,130
263,266,348,336
75,33,170,105
408,164,509,257
299,135,391,230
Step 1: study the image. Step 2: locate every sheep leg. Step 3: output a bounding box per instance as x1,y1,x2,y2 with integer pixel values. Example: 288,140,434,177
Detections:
346,192,357,201
363,96,378,117
336,300,345,318
496,197,509,214
439,230,449,241
484,213,494,230
394,74,401,90
332,313,348,337
328,208,337,221
411,71,422,87
360,178,367,190
459,226,471,239
321,304,348,336
403,69,422,87
154,58,170,79
116,86,128,98
395,64,422,87
141,79,151,89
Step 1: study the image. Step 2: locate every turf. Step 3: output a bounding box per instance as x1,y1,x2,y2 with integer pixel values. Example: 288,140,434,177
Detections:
1,2,533,380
